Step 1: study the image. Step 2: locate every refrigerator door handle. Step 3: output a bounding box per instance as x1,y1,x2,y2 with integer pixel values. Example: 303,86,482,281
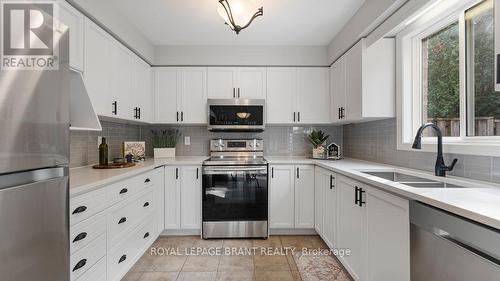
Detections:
0,167,67,191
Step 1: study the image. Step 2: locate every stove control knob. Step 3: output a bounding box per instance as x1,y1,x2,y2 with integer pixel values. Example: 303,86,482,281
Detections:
220,143,225,147
214,143,219,147
256,143,260,147
249,143,254,148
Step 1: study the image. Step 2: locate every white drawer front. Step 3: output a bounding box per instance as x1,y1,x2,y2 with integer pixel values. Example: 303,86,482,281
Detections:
107,217,156,281
106,170,155,206
70,234,106,281
71,211,106,254
75,256,106,281
71,188,107,226
107,190,154,249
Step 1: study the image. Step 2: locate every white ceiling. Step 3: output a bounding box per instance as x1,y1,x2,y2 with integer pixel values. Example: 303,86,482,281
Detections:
105,0,365,46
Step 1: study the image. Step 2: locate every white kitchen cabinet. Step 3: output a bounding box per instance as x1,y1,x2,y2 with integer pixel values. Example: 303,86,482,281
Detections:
269,165,295,228
366,186,410,281
133,57,153,122
152,167,165,237
296,68,330,124
337,175,366,281
207,67,266,99
58,1,85,72
154,67,207,124
111,41,134,120
332,38,395,123
314,168,324,235
322,169,337,248
294,165,315,228
266,67,330,124
164,166,181,229
180,166,202,229
266,68,296,124
496,0,500,91
270,164,315,229
84,19,113,117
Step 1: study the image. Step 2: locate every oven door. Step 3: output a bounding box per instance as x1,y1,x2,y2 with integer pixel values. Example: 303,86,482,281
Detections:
207,99,265,132
202,165,268,222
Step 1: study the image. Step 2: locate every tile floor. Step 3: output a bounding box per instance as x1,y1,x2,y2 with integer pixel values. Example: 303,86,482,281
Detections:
122,235,351,281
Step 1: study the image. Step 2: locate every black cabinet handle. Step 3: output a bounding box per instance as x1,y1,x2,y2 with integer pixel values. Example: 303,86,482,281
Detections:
73,232,87,243
298,112,300,122
119,188,128,194
196,168,199,179
341,107,345,119
497,54,500,84
143,202,150,207
133,107,137,119
233,88,236,98
118,255,127,264
72,206,87,215
330,175,335,189
271,167,274,178
338,108,341,120
293,112,296,122
176,111,179,122
181,111,184,122
359,188,366,207
238,88,240,98
144,178,151,183
118,217,127,224
72,259,87,272
176,168,179,179
144,232,150,239
112,101,117,115
138,107,141,119
354,186,360,205
296,167,299,179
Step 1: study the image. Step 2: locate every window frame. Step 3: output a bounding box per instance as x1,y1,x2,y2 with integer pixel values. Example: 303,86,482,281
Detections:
396,0,500,157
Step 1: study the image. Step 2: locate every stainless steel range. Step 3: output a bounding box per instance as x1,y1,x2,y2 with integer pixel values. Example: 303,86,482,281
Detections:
202,139,268,239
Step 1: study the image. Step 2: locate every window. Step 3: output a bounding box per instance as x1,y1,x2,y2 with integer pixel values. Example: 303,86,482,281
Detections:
398,0,500,156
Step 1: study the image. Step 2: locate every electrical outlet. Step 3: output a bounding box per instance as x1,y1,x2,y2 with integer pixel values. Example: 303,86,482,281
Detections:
184,136,191,146
97,136,102,148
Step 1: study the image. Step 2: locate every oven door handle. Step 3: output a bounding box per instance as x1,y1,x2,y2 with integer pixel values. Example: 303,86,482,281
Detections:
202,166,268,175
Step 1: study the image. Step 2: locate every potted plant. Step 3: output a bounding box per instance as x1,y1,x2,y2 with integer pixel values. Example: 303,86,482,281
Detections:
151,129,181,158
308,130,329,159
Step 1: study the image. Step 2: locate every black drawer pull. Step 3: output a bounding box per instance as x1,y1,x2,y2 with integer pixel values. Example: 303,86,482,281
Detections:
119,188,128,194
144,232,150,239
144,178,151,183
118,255,127,264
72,206,87,215
143,202,150,207
73,232,87,243
118,217,127,224
72,259,87,272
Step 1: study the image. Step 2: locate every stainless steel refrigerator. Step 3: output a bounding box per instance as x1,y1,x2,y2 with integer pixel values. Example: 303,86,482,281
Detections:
0,30,70,280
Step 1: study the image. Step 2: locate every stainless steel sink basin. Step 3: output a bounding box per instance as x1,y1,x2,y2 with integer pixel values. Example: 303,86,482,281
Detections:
360,171,469,188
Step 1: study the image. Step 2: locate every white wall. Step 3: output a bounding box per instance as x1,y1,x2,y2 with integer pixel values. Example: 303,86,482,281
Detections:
327,0,406,64
68,0,155,63
154,45,329,66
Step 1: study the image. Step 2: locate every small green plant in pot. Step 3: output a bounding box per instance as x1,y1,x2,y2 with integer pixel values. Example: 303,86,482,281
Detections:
151,129,181,158
308,130,329,159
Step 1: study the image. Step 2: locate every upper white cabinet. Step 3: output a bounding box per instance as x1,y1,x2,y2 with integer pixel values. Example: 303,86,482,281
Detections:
111,42,134,120
154,67,207,124
207,67,266,99
84,19,113,117
267,67,330,124
270,164,315,229
331,38,395,123
134,58,152,123
58,1,85,72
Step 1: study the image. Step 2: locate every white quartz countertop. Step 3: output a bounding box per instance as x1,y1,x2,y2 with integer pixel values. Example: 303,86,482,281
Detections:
70,155,500,230
70,157,208,196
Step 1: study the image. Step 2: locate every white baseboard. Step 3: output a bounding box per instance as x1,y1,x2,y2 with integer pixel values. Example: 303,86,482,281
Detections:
160,229,201,236
269,228,317,235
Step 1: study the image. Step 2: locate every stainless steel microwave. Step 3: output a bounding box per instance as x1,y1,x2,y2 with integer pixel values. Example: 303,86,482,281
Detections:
207,99,265,132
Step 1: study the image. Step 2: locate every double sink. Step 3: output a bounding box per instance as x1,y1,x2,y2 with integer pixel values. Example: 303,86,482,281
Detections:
360,171,469,189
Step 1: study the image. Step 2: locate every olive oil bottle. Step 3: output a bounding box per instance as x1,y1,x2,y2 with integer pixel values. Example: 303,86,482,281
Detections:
99,137,108,165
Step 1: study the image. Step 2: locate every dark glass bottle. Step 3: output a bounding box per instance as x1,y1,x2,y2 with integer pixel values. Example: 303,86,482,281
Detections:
99,137,108,165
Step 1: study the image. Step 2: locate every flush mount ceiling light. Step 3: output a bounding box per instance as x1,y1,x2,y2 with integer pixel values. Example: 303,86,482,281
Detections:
217,0,263,34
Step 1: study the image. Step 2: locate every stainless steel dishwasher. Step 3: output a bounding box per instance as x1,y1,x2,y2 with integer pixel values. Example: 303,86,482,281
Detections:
410,201,500,281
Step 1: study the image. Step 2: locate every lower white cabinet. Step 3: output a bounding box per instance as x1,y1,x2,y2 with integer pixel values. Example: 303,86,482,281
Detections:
336,174,410,281
164,165,201,231
70,168,165,281
270,164,314,229
314,167,337,248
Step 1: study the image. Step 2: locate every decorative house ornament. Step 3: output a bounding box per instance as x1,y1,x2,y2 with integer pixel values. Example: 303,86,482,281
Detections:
218,0,263,34
327,142,342,160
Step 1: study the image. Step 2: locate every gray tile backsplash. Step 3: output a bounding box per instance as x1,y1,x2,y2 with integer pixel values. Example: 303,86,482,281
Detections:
343,118,500,184
70,121,343,167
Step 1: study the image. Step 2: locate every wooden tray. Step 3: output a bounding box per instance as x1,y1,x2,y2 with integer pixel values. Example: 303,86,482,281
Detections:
92,162,136,169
